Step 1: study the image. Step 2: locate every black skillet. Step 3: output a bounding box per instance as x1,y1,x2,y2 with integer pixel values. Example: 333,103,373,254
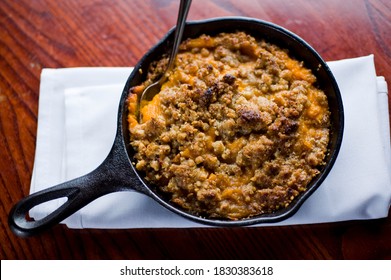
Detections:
8,17,344,237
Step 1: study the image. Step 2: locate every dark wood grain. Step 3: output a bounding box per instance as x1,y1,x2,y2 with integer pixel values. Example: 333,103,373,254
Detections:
1,0,390,260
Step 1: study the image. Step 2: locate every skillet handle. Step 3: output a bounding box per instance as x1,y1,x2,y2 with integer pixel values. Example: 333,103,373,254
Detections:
8,144,141,238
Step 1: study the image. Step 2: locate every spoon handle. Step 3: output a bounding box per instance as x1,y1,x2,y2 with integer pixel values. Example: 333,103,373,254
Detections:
160,0,192,83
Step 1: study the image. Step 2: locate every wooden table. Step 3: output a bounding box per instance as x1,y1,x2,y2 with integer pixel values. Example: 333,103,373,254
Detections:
1,0,390,260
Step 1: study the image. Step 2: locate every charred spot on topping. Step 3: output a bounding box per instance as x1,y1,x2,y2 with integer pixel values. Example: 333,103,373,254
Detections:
200,79,237,106
199,87,216,106
222,74,236,85
270,117,298,136
236,104,273,134
204,87,214,98
238,106,261,123
281,118,298,135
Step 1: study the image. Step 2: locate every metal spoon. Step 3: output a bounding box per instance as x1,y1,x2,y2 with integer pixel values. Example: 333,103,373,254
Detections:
138,0,192,122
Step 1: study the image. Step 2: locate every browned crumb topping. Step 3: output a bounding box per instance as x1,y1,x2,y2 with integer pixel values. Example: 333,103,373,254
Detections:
127,31,330,220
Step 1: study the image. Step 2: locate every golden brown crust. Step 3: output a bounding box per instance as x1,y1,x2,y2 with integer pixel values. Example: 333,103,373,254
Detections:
127,32,330,220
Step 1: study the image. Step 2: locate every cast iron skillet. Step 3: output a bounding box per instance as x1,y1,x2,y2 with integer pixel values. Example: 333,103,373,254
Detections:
9,17,344,237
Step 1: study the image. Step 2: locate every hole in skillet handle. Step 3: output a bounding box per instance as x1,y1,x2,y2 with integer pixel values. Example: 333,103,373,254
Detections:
122,17,344,226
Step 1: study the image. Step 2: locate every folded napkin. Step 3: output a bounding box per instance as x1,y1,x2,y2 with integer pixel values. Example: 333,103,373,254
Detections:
30,55,391,228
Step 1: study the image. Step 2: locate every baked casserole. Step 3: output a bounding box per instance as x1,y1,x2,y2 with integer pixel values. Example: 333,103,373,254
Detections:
127,31,330,220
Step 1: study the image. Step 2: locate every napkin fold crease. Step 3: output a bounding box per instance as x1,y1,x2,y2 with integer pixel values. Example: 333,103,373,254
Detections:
30,55,391,228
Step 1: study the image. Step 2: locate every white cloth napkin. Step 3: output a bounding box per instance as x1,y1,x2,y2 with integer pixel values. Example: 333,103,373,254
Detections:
29,55,391,228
